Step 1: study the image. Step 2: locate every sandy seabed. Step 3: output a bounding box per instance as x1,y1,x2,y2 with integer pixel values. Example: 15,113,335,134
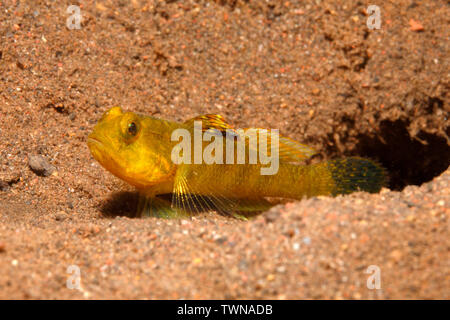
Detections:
0,0,448,299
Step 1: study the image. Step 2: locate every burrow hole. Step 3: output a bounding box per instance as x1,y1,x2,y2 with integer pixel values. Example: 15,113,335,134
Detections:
353,119,450,191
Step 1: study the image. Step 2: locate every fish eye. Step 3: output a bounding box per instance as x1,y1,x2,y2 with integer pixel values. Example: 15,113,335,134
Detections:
120,113,141,143
128,122,138,136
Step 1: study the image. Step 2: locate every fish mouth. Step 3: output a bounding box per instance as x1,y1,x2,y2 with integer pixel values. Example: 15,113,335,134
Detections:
87,134,108,163
87,135,123,176
87,136,131,186
87,137,102,147
87,133,107,153
87,134,103,146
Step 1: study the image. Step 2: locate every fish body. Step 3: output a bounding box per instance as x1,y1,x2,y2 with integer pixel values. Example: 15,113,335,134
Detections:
88,106,387,218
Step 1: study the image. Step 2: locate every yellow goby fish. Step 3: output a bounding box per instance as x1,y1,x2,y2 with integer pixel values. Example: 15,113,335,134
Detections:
88,106,387,218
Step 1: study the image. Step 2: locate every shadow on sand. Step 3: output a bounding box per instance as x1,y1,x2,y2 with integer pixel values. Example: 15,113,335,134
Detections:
99,191,139,218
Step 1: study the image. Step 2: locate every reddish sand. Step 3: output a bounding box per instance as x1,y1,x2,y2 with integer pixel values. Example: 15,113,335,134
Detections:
0,0,448,299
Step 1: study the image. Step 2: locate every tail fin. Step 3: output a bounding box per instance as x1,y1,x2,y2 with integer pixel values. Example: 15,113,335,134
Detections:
327,157,387,195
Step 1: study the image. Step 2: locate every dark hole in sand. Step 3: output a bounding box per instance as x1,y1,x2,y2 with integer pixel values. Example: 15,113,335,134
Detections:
355,119,450,191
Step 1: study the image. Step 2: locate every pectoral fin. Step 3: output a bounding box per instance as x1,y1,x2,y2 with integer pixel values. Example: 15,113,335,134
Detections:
171,164,275,219
138,194,188,218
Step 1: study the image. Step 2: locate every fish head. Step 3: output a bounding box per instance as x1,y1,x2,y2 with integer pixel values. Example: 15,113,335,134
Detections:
88,106,173,189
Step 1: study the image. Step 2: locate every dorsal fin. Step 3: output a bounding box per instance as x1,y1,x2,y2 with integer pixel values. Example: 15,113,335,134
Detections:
184,114,317,162
184,114,233,132
278,135,317,161
241,128,317,162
